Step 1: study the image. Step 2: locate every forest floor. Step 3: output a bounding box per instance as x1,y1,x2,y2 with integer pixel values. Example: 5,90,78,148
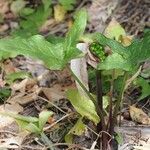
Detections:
0,0,150,150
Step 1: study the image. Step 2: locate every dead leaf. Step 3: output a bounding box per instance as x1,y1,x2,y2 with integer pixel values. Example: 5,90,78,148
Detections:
3,60,17,74
54,5,66,22
129,106,150,125
120,35,133,46
0,131,29,149
40,19,55,32
0,0,9,16
70,43,89,95
0,24,9,33
0,103,23,130
11,78,37,94
41,85,65,101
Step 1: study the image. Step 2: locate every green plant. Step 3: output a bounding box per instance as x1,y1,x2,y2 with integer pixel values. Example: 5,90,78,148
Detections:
0,110,54,149
0,9,150,150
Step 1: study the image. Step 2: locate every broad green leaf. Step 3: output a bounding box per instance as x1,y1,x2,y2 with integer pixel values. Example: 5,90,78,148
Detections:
94,33,127,57
25,123,41,134
65,117,86,143
0,10,87,70
0,87,11,101
19,7,35,16
0,51,17,61
66,89,100,124
39,111,53,131
0,112,39,123
134,77,150,100
59,0,76,10
95,32,150,71
0,35,82,70
5,71,31,84
64,9,87,58
42,0,52,11
104,18,126,41
15,119,30,131
98,53,131,71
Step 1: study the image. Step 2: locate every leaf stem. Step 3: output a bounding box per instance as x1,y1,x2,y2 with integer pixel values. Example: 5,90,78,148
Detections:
95,70,107,150
108,70,115,135
111,72,128,134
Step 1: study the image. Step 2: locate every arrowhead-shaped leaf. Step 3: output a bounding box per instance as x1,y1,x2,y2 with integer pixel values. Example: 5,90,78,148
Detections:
0,9,87,70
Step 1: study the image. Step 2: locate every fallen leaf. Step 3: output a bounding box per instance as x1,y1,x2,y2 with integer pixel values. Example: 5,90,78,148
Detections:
0,131,29,149
41,85,65,101
54,5,66,22
0,0,9,16
119,35,133,46
129,106,150,125
0,103,23,130
70,43,89,96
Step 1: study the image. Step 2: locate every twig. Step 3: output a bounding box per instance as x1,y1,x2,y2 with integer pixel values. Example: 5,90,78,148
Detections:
38,95,67,114
44,113,73,131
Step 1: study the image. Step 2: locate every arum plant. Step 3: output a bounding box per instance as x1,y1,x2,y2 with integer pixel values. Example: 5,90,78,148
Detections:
0,8,150,150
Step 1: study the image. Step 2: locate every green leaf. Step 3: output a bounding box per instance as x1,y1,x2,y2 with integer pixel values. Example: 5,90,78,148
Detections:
65,117,86,143
5,71,31,84
59,0,76,10
25,123,41,134
10,0,26,15
98,53,131,71
115,133,123,144
0,35,83,70
95,32,150,71
0,9,87,70
42,0,52,11
12,6,52,37
104,19,126,41
66,89,100,124
15,119,30,131
39,111,53,131
19,7,35,17
64,9,87,57
0,87,11,101
0,112,39,123
134,77,150,100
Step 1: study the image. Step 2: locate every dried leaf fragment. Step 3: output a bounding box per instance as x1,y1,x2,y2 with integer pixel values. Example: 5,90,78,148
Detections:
129,106,150,125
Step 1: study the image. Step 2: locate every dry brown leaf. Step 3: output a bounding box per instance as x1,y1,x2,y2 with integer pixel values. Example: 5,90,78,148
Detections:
0,24,9,33
0,0,9,16
40,19,55,32
3,60,17,74
0,131,29,149
54,5,66,22
129,106,150,125
40,84,67,101
0,103,23,130
120,35,133,46
70,43,89,95
11,78,37,93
